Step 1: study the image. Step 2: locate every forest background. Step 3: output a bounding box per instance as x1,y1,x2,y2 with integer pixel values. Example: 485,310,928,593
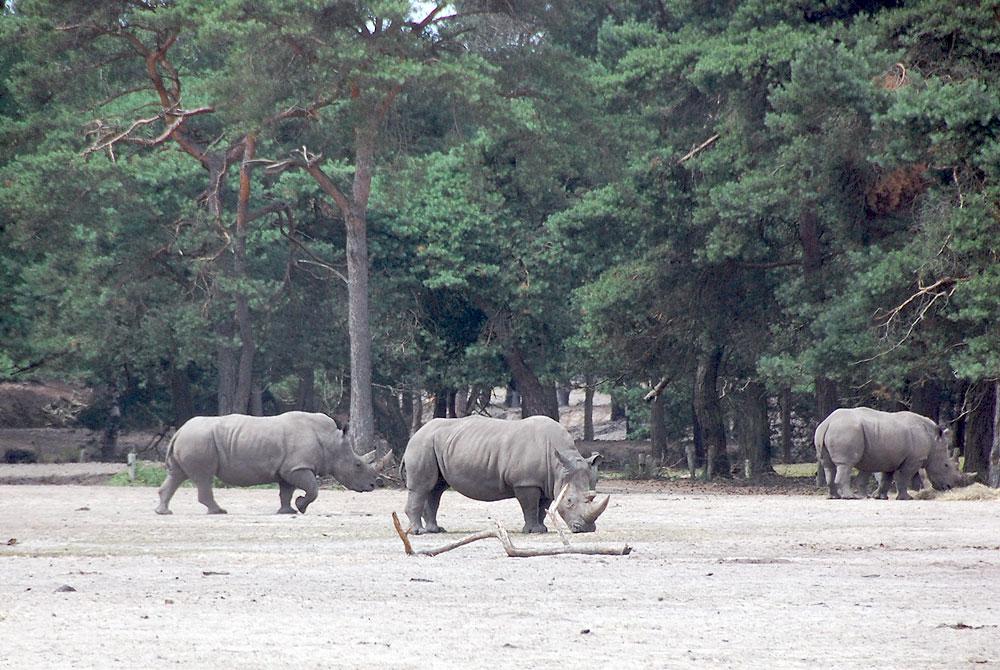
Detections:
1,0,998,484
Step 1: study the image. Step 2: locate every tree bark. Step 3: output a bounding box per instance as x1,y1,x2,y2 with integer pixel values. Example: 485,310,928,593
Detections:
410,392,424,433
694,346,728,479
741,380,774,478
583,376,595,441
990,380,1000,489
963,381,996,481
296,367,316,412
400,391,414,434
650,390,667,464
168,359,195,426
344,208,374,454
814,376,838,486
230,134,257,415
689,397,705,477
780,387,793,464
909,379,942,422
373,388,410,459
502,344,558,420
433,391,448,419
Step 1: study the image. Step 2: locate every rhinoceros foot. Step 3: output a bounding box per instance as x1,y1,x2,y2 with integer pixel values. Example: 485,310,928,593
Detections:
154,507,172,515
207,508,228,515
423,524,446,533
523,523,548,534
277,506,298,515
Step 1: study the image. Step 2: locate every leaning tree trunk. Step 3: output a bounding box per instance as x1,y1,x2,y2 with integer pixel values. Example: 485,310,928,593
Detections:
694,346,728,479
503,345,558,420
741,380,774,478
963,381,996,482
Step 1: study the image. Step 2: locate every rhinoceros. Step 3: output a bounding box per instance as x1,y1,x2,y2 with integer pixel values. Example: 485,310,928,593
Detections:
402,415,609,534
814,407,971,500
155,412,378,515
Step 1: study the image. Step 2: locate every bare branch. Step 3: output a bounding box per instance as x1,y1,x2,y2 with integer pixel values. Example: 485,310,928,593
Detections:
678,133,721,164
391,512,632,558
643,377,670,402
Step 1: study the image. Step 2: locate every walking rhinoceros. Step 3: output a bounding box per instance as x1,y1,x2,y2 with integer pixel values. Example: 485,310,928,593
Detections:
402,415,609,534
155,412,378,515
814,407,971,500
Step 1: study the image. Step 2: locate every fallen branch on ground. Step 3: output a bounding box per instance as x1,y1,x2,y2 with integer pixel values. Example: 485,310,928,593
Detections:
390,512,632,558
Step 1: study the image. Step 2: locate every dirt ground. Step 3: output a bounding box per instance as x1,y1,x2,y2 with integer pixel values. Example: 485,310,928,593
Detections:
1,482,998,669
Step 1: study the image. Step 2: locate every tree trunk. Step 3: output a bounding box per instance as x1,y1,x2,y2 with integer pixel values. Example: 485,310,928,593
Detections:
780,387,793,464
400,391,414,435
168,359,195,426
990,380,1000,489
447,389,458,418
410,392,424,433
909,379,942,422
583,375,595,441
611,395,626,421
373,388,410,459
344,209,375,454
557,386,571,407
503,345,558,420
650,391,667,464
741,381,773,478
455,388,468,417
99,390,121,462
249,381,263,416
433,391,448,419
689,398,705,478
964,381,996,481
231,134,257,415
217,342,237,415
814,376,838,485
694,346,728,479
296,367,316,412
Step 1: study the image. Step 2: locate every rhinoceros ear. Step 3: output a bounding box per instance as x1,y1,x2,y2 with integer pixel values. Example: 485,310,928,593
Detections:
586,453,603,468
554,449,575,470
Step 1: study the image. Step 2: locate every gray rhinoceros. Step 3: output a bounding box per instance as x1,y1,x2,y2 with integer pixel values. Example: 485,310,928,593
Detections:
402,415,609,534
155,412,378,515
814,407,971,500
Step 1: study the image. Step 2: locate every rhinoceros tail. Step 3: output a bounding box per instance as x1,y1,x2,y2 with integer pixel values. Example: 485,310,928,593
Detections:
398,460,407,485
814,419,830,461
163,431,180,469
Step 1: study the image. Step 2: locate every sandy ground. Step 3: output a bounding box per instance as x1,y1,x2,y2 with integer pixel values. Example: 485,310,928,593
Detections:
1,484,999,669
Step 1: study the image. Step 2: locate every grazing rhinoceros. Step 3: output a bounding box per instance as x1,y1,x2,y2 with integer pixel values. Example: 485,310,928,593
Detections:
814,407,971,500
155,412,378,515
402,415,609,534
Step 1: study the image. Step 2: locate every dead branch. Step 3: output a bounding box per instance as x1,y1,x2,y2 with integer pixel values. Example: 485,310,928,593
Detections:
391,512,631,558
643,377,669,402
854,276,968,365
82,105,214,159
678,133,720,164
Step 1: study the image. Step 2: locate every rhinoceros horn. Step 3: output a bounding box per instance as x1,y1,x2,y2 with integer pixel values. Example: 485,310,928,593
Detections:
581,493,610,524
361,449,377,464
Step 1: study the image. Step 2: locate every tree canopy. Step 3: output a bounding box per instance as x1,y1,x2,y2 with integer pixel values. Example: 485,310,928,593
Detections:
2,0,998,480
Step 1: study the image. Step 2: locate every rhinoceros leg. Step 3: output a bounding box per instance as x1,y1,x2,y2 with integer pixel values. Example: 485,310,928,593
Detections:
873,472,894,499
277,480,297,514
192,476,227,514
893,467,917,500
833,464,862,499
853,471,873,498
282,469,319,513
421,482,448,533
514,486,547,533
155,469,187,515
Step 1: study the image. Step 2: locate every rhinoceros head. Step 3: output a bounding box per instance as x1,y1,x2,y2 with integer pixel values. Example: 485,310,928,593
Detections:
324,427,378,492
553,449,610,533
925,426,973,490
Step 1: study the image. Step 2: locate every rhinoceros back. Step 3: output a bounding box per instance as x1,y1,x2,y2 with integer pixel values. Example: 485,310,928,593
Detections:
170,413,327,486
819,407,938,472
407,416,570,501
